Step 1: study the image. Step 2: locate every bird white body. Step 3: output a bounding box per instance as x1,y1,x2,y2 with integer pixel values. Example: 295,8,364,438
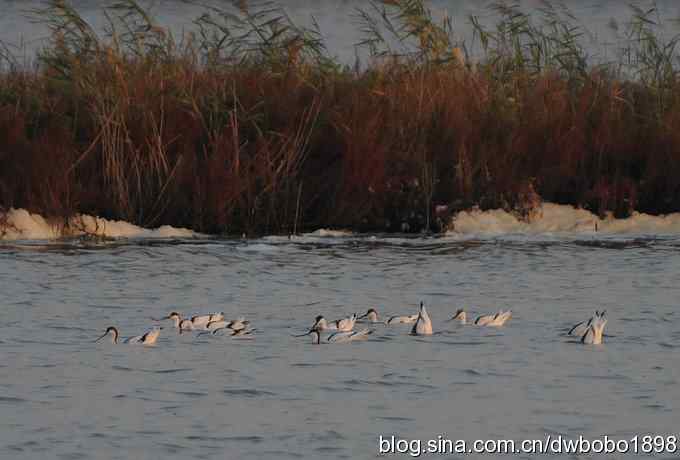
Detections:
165,312,225,330
126,328,161,345
474,313,495,326
569,310,606,337
386,314,419,326
208,312,224,322
179,319,195,334
336,314,357,332
328,328,372,343
205,317,249,332
474,310,511,327
411,302,433,336
486,310,512,327
310,328,373,344
206,320,228,331
189,314,213,328
311,314,356,332
311,316,337,331
227,318,249,332
449,309,466,325
96,326,161,345
581,311,607,345
358,308,383,324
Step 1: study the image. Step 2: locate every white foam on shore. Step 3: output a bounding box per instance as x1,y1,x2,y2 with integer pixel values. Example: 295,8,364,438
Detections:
6,204,679,242
447,203,680,236
0,208,196,241
304,228,354,237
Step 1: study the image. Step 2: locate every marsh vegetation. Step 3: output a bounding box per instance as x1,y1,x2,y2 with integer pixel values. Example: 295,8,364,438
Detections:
1,0,680,235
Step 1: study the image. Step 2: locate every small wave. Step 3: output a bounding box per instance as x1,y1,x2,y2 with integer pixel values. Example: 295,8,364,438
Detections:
236,243,279,252
0,396,27,404
0,208,198,241
153,368,193,374
253,451,303,459
290,362,318,368
222,388,276,397
373,416,414,422
447,203,680,237
439,340,488,346
316,430,347,442
157,442,188,453
185,435,264,443
342,378,423,389
112,365,134,372
464,369,483,376
644,403,668,410
174,391,207,398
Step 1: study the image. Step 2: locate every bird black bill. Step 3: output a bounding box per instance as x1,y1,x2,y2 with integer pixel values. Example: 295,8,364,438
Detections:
292,330,313,337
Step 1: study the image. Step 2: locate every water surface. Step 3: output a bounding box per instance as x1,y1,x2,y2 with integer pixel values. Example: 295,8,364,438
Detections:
1,233,679,459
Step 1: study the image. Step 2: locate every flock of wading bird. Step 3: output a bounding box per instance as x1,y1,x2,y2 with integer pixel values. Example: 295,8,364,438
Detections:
94,303,608,346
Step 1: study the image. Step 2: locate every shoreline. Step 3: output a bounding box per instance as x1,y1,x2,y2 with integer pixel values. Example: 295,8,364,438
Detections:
4,203,680,241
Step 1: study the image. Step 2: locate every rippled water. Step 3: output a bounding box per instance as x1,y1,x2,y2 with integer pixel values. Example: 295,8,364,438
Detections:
1,233,680,459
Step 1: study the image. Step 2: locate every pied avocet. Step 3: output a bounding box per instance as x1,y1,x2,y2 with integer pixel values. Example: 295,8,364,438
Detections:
311,313,356,332
568,310,606,337
447,308,466,325
581,311,607,345
95,326,161,345
206,317,250,333
474,310,511,327
487,310,512,327
358,308,385,324
386,313,419,326
308,328,373,344
411,302,433,336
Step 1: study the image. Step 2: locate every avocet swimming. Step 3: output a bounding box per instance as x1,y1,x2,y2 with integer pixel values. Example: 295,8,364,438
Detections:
386,313,419,326
95,326,161,345
474,309,511,327
311,313,356,332
487,310,512,327
581,311,607,345
357,308,385,324
447,308,466,325
568,310,606,337
206,317,250,333
474,313,495,326
308,328,373,344
162,312,224,330
411,302,433,336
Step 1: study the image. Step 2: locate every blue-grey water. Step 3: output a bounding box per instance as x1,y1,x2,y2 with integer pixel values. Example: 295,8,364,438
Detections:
3,0,680,64
1,233,680,459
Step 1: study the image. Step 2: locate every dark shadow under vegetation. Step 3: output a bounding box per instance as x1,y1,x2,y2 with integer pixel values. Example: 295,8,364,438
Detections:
1,0,680,235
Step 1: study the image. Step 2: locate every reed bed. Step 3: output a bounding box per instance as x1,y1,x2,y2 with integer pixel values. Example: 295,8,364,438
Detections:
1,0,680,235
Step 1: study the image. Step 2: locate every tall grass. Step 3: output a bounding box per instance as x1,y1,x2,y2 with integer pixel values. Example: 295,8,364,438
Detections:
1,0,680,235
